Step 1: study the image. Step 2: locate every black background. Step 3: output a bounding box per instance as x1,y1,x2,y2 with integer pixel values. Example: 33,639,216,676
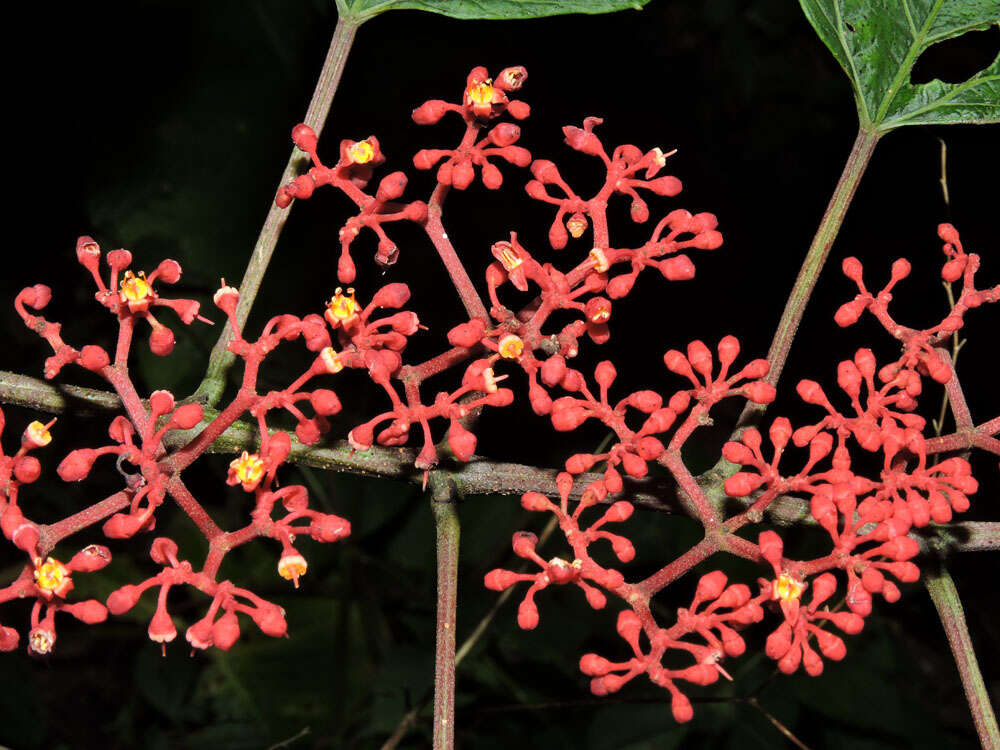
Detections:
0,1,998,748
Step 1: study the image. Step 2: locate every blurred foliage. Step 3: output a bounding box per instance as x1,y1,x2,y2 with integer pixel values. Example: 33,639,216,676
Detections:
1,0,998,748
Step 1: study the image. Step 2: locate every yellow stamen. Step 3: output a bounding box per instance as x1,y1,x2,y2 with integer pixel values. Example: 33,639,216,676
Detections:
651,146,677,168
566,215,587,239
589,304,611,324
498,334,524,360
277,554,308,587
29,629,54,655
773,573,805,603
34,557,69,594
120,271,151,303
346,141,374,165
481,366,506,393
320,347,344,374
467,80,495,106
26,419,55,447
230,451,265,486
494,243,522,272
326,287,359,324
589,248,610,273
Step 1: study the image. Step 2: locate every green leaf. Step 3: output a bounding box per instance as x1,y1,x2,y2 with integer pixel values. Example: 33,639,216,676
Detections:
798,0,1000,131
337,0,649,22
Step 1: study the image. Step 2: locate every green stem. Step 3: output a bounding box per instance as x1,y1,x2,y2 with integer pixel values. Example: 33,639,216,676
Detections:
194,14,361,406
430,475,460,750
925,566,999,750
5,369,1000,552
738,126,881,428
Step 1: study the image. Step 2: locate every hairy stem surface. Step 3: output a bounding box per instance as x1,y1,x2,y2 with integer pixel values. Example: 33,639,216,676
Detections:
738,126,880,428
195,15,360,406
431,477,460,750
925,566,999,749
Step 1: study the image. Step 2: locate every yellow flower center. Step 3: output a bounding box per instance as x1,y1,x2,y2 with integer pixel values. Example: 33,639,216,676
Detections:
467,80,495,106
230,451,265,486
320,347,344,374
278,554,308,586
120,271,152,303
498,334,524,360
26,420,54,447
326,287,359,324
346,141,374,165
34,557,69,594
773,573,805,603
589,248,610,273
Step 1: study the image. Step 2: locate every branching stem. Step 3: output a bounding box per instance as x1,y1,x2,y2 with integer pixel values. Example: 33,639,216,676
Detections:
195,15,360,406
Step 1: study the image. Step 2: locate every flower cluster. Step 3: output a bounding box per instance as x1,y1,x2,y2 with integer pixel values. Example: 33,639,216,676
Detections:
2,67,996,737
4,238,354,654
0,410,111,653
487,225,998,720
412,65,532,189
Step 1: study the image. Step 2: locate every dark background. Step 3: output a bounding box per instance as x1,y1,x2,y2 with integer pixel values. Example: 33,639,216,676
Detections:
0,1,998,747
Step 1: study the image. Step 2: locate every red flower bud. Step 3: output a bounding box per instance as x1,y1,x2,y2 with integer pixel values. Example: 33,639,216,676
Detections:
448,421,477,462
14,456,41,484
517,599,539,630
68,544,112,573
103,512,149,539
481,162,503,190
212,612,241,650
148,324,175,356
376,172,407,202
448,319,486,349
310,389,342,416
506,100,530,119
842,257,864,281
252,605,287,638
484,569,521,591
724,472,763,497
58,449,99,482
412,99,450,125
579,653,612,676
0,626,19,652
171,403,204,430
63,600,108,625
594,360,616,390
107,585,142,615
295,419,322,446
309,514,351,543
758,530,784,565
291,123,318,152
80,345,110,371
540,355,567,387
671,692,694,723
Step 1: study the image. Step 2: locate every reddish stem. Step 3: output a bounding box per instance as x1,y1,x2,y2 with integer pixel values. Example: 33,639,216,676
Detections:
637,536,717,596
166,476,224,542
424,125,490,323
658,451,720,528
36,491,132,555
